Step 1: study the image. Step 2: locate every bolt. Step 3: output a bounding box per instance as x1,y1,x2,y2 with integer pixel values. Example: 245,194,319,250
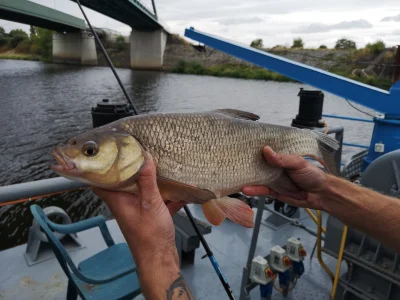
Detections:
382,263,388,268
367,287,374,294
366,254,371,261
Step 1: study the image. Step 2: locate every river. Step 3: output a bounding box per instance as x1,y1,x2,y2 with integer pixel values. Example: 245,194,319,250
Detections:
0,59,375,250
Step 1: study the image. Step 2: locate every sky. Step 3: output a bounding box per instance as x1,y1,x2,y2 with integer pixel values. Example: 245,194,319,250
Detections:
1,0,399,48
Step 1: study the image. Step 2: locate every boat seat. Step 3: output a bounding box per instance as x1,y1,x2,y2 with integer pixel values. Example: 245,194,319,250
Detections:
30,204,141,300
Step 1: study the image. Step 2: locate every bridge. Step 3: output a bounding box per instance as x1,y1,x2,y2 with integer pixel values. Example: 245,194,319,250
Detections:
0,0,169,69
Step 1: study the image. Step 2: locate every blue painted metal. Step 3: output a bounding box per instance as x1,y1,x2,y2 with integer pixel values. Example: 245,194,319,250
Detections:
322,114,374,123
30,204,141,300
363,118,400,169
184,27,400,116
343,142,370,149
184,27,400,170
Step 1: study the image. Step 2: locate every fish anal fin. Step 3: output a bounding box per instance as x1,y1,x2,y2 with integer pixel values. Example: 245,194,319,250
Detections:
157,176,216,204
212,109,260,121
201,200,226,226
215,197,254,228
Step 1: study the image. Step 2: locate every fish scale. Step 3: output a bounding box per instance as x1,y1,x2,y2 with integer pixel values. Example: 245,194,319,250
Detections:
119,111,326,192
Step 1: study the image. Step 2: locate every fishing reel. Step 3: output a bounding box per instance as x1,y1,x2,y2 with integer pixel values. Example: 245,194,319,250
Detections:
273,200,298,218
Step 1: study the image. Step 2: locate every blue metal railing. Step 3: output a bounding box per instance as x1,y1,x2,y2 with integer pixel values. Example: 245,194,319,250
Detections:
322,114,374,123
323,114,372,158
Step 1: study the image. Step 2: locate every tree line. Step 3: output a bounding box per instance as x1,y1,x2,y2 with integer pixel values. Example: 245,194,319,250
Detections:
250,37,387,54
0,26,53,59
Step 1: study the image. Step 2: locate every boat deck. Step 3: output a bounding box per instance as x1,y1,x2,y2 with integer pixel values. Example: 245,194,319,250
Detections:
0,204,341,300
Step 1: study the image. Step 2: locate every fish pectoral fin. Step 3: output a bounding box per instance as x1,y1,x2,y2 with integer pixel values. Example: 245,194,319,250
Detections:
156,176,216,204
202,197,254,228
212,109,260,121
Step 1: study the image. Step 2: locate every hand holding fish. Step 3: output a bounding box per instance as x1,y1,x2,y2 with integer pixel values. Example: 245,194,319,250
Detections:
92,154,194,299
242,146,328,210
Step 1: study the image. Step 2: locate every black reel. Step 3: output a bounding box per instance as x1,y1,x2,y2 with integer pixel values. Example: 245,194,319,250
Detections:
273,200,298,218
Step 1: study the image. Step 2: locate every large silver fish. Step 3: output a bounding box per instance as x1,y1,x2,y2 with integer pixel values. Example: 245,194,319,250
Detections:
50,109,339,228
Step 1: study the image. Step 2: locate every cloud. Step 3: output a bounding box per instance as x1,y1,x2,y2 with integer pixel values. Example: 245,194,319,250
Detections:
293,19,373,33
381,14,400,22
393,29,400,35
218,16,264,26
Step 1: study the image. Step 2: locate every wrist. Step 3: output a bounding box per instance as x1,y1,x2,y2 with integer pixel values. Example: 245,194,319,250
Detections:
315,173,340,212
135,245,181,297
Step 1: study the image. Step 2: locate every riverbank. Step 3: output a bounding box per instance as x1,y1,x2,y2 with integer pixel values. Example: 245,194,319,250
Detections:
169,60,295,82
169,59,392,90
0,52,41,61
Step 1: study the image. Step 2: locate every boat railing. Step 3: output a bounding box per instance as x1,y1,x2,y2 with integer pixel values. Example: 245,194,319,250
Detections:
0,177,87,207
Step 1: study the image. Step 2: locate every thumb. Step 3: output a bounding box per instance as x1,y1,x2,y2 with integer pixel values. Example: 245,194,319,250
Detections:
137,152,163,205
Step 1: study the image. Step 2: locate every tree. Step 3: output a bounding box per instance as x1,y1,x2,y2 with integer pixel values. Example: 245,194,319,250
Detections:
31,27,53,58
0,26,8,47
8,29,29,48
319,45,327,49
291,38,304,48
30,25,37,41
335,38,356,50
115,35,126,51
250,38,263,48
366,40,386,54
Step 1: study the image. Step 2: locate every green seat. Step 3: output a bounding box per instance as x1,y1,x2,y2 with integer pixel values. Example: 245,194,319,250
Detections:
30,204,141,300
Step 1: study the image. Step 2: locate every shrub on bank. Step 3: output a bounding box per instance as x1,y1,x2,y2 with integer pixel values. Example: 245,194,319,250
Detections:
171,60,294,82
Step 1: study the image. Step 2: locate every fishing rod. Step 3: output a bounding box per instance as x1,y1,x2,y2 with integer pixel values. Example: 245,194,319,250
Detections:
75,0,138,115
75,1,236,299
184,206,236,300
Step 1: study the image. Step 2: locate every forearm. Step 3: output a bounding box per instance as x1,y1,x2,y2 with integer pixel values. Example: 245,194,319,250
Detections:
319,174,400,252
107,203,194,300
135,247,193,300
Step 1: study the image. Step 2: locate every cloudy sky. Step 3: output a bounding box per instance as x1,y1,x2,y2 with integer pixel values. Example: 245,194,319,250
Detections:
1,0,399,48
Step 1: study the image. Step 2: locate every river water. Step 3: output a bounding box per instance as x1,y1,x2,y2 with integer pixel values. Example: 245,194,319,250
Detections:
0,59,376,250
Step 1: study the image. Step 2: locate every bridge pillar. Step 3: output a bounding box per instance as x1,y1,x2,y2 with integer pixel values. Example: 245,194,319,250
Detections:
130,28,167,70
52,31,98,65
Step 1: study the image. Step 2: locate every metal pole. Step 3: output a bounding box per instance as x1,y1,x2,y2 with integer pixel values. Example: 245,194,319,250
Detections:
239,197,265,300
75,0,138,115
151,0,158,17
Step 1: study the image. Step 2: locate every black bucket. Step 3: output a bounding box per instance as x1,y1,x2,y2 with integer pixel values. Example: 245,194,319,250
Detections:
91,99,134,128
291,88,324,128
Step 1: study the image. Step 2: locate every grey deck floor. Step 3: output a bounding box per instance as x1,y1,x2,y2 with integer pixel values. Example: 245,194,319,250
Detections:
0,204,342,300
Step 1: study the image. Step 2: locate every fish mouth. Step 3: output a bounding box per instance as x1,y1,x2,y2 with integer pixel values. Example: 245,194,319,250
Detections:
50,147,76,173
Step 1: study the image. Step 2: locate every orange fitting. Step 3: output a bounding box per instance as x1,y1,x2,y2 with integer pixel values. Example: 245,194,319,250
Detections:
265,268,274,278
282,256,292,267
299,247,307,257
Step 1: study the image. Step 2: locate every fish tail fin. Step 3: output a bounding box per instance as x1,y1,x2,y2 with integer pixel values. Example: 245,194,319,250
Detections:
311,131,340,175
202,197,254,228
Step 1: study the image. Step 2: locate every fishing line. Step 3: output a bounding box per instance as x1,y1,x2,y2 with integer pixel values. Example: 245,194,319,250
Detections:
75,1,236,298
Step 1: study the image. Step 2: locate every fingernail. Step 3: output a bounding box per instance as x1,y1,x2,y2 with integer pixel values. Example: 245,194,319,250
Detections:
266,146,275,156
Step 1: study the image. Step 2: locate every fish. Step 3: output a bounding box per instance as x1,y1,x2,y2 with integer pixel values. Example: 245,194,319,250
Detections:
50,109,339,228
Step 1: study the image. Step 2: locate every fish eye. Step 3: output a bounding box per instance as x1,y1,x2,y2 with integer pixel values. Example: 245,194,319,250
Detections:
82,141,98,157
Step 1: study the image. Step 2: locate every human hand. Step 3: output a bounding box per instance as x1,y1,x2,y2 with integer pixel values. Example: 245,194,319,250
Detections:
242,146,328,210
93,154,194,299
92,153,185,262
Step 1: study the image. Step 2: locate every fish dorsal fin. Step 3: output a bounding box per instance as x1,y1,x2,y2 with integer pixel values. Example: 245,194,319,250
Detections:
157,176,216,204
212,109,260,121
